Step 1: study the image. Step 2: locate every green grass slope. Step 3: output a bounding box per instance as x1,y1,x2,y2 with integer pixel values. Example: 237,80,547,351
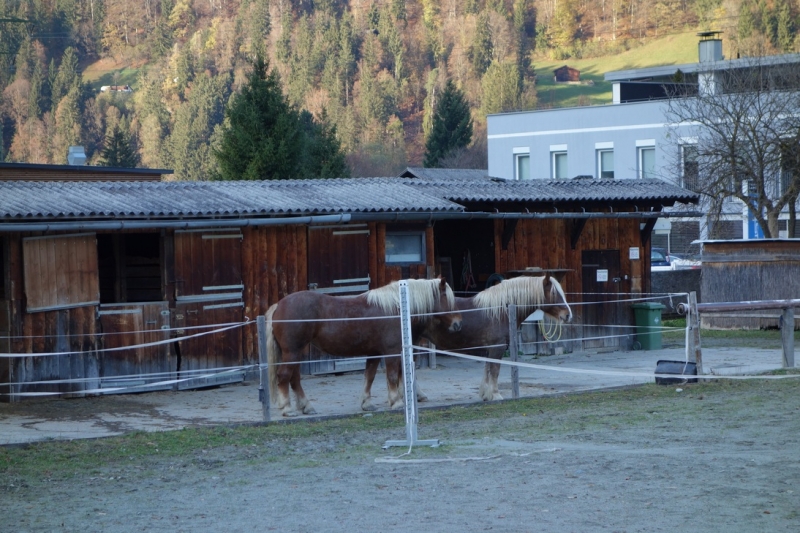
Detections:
533,32,701,109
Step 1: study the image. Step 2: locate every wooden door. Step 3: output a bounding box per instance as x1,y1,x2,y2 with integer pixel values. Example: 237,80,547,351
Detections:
98,302,172,391
307,225,370,294
173,229,244,385
306,225,371,374
581,250,622,350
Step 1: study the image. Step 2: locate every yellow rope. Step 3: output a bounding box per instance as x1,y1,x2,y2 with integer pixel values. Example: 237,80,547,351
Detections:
539,317,563,342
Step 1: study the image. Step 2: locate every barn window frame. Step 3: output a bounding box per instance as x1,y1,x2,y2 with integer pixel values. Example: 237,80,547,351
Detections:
22,233,100,312
385,231,426,265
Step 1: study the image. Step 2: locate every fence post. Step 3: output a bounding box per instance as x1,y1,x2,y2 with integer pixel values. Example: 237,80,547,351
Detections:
781,307,795,368
257,315,271,423
508,304,519,399
688,291,703,375
384,280,438,448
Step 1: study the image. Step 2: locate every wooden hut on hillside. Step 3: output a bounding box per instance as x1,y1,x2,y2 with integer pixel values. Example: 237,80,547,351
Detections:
554,65,581,82
1,172,700,400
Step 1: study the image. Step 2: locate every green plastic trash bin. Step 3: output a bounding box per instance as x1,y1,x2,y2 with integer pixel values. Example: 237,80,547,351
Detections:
631,302,665,350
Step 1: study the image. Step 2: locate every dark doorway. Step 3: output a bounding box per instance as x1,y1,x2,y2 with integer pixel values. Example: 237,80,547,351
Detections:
433,220,495,294
98,233,162,303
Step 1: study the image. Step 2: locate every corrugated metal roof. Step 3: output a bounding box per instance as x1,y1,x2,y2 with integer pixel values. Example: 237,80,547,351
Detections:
0,177,698,221
405,177,700,204
0,179,464,220
399,167,492,181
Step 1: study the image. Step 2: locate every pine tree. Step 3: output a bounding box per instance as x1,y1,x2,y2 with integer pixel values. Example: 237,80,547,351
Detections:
100,126,140,168
213,56,303,180
213,56,349,180
424,81,473,168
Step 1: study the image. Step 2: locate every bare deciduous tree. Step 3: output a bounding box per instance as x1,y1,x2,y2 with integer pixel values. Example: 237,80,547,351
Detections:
664,57,800,238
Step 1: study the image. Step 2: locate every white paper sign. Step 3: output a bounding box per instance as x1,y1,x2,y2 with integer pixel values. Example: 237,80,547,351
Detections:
629,247,640,260
597,269,608,282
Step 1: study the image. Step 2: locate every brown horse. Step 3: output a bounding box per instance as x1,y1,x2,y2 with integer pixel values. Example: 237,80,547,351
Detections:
416,274,572,401
267,278,462,417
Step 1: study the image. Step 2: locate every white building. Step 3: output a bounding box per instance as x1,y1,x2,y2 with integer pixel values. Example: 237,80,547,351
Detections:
487,34,800,253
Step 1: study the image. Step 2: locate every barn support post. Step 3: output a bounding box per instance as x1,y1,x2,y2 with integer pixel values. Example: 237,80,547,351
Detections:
384,280,438,449
781,307,795,368
508,304,520,399
687,291,703,375
257,315,270,423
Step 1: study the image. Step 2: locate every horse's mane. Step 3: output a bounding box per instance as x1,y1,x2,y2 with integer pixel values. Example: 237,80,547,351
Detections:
473,276,568,322
366,279,455,315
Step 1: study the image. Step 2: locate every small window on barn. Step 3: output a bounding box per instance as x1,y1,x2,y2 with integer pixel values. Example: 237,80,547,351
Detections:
98,233,162,304
385,232,426,264
23,233,100,312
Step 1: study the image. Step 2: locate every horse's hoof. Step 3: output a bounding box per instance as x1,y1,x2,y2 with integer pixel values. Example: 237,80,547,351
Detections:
417,392,428,402
390,400,405,410
302,406,317,415
282,410,299,418
492,393,504,401
361,403,377,412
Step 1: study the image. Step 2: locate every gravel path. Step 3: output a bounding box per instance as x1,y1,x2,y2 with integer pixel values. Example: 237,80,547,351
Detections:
3,376,799,532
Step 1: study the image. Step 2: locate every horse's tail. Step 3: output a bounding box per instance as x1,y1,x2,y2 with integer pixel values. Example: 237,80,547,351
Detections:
265,303,281,405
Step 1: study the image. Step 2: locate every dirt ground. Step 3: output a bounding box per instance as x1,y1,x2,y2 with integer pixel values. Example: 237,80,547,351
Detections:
2,375,799,533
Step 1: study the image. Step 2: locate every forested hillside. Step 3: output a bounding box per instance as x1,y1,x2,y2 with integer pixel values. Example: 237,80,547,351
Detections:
1,0,798,178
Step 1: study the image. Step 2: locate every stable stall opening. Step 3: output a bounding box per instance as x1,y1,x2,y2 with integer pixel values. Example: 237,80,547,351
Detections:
433,220,496,294
98,233,162,303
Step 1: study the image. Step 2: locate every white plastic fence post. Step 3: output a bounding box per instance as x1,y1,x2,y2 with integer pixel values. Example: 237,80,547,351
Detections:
383,280,439,449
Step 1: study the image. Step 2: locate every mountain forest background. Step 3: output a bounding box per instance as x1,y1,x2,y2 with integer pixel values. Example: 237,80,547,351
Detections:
1,0,799,179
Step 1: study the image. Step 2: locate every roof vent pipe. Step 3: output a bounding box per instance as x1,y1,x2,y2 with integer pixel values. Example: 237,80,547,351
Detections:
67,146,87,166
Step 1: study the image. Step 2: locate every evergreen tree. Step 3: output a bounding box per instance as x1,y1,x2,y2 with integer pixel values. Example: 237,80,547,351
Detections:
298,110,350,178
213,56,303,180
472,12,493,77
213,56,349,180
100,126,139,168
50,47,81,109
424,81,473,168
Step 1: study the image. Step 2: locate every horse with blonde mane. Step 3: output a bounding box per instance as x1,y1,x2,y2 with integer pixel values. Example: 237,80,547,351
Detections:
417,274,572,402
266,278,461,417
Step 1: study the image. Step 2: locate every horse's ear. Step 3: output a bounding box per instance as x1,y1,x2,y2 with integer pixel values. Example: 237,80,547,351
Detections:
439,276,447,291
543,272,552,288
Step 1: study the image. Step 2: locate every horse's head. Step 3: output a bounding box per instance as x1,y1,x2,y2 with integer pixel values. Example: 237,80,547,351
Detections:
542,274,573,323
432,277,462,332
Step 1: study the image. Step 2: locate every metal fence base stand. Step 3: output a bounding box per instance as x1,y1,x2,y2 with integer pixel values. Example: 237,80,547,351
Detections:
383,438,440,449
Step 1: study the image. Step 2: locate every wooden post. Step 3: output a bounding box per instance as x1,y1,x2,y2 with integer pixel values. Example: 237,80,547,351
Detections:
688,291,703,375
781,307,795,368
508,304,519,399
257,315,270,423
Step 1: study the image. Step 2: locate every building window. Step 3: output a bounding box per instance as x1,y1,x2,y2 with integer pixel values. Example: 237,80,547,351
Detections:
681,144,699,191
552,151,568,179
638,146,655,179
385,232,426,264
598,150,614,179
515,153,530,180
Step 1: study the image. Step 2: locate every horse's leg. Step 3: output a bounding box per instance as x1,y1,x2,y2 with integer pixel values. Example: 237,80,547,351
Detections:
289,362,316,415
411,355,428,402
275,359,298,417
385,357,404,409
361,358,380,411
479,349,504,402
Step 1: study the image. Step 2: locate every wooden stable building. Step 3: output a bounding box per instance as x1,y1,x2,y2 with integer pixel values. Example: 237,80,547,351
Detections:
700,239,800,329
0,171,699,400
